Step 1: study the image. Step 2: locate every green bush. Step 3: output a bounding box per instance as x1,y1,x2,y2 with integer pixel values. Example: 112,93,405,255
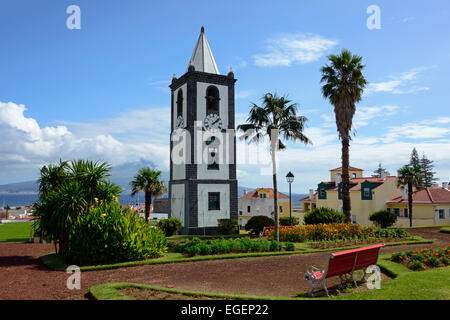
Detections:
303,207,345,225
69,201,167,265
157,217,182,237
369,210,398,228
217,218,238,235
375,228,410,238
284,242,296,251
174,237,282,256
408,260,425,271
244,216,274,235
279,216,300,226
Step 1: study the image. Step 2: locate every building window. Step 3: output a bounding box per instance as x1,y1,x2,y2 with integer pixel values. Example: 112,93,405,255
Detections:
176,89,183,117
319,189,326,198
387,207,391,212
363,188,370,198
403,208,408,218
351,215,357,224
206,86,220,114
279,206,283,213
259,193,266,198
438,209,445,220
352,173,357,178
208,192,220,211
247,206,251,213
393,208,400,217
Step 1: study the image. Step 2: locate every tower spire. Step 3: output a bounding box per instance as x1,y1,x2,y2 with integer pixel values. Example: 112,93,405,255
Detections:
187,27,219,74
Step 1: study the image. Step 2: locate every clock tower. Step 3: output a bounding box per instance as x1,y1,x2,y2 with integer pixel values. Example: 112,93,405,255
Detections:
168,27,238,235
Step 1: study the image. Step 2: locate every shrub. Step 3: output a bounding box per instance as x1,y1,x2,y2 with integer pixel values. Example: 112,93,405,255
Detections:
374,228,410,238
279,216,300,226
303,207,345,225
217,218,238,235
69,201,167,265
285,242,296,251
157,217,182,237
391,251,407,263
408,260,425,271
369,210,398,228
244,216,274,235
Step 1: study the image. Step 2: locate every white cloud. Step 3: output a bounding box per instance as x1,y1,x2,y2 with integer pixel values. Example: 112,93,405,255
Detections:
354,105,400,128
0,102,171,181
253,32,338,67
365,67,431,95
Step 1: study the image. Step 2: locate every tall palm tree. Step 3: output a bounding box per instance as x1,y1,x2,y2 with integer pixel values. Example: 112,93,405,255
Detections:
320,49,367,223
237,93,311,241
397,165,423,227
130,167,167,222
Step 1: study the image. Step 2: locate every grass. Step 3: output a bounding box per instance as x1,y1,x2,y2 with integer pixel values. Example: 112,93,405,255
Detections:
440,227,450,234
41,235,432,272
0,221,35,243
88,253,450,301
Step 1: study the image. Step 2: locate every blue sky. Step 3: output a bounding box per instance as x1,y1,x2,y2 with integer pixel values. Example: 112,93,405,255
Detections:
0,0,449,193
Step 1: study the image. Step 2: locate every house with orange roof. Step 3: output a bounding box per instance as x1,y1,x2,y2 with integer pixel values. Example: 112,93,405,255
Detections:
387,184,450,227
238,188,292,228
303,166,450,227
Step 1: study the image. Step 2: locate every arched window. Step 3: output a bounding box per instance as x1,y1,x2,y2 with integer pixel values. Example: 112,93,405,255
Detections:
176,89,183,118
205,86,220,114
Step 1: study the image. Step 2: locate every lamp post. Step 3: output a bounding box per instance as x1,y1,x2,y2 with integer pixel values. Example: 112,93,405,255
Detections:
286,172,294,226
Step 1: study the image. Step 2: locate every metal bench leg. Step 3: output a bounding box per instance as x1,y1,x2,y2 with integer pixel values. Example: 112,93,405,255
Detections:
322,279,330,298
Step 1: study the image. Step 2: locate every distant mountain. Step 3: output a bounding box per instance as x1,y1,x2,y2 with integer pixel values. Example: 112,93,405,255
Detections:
0,162,307,205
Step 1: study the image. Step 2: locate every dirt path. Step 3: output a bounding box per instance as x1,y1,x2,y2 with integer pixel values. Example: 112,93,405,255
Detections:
0,227,447,300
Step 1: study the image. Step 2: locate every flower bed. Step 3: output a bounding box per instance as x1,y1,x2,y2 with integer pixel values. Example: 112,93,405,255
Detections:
171,237,285,256
391,245,450,270
263,223,410,243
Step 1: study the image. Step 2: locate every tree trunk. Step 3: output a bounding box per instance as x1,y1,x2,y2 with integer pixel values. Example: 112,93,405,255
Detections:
341,135,351,223
270,136,279,242
145,191,151,223
408,182,413,227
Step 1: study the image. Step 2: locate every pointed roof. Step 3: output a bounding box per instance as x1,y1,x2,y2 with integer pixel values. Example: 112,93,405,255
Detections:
188,26,220,74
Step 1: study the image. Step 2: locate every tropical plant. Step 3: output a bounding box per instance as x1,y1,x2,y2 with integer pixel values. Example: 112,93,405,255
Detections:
279,216,300,226
130,167,167,223
244,215,274,235
397,165,423,227
320,49,367,222
69,200,167,265
369,209,398,228
217,218,238,235
34,159,122,256
157,217,182,236
303,207,345,225
237,93,311,240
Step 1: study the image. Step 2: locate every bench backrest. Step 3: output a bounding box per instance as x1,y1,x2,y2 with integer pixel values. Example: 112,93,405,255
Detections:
325,244,384,279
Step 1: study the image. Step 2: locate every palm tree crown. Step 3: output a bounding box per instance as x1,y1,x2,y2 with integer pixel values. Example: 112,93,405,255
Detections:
130,167,167,222
397,165,423,227
237,93,311,241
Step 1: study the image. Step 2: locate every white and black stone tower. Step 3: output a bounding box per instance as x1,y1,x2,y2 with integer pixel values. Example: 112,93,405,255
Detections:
168,27,238,235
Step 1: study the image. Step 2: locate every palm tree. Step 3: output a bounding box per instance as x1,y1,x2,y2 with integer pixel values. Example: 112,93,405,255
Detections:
130,167,167,222
237,93,311,241
320,49,367,223
397,165,423,227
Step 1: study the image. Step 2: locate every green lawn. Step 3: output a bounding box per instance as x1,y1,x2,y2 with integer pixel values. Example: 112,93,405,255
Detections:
0,221,34,243
88,254,450,300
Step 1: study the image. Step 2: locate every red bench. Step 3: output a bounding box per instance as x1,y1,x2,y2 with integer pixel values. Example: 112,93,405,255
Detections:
303,243,385,297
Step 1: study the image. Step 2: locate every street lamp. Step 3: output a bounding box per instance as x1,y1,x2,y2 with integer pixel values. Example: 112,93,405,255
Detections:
286,172,294,226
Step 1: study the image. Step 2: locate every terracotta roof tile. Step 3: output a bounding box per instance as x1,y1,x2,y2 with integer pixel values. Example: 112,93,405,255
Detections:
241,188,289,199
329,166,364,171
389,187,450,204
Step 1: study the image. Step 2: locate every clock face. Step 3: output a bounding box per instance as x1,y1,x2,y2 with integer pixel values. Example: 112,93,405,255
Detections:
204,113,223,130
175,115,184,129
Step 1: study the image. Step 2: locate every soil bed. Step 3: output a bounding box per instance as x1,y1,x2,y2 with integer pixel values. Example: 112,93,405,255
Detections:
0,227,447,300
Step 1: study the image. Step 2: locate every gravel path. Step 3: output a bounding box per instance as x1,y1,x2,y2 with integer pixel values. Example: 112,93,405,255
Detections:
0,227,447,300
